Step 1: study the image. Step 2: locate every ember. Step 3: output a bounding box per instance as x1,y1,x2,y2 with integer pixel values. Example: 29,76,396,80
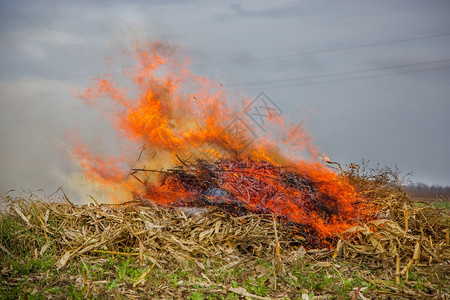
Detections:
71,40,377,247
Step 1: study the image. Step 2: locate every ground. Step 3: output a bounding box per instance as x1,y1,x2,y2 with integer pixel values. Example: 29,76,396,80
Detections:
1,167,449,299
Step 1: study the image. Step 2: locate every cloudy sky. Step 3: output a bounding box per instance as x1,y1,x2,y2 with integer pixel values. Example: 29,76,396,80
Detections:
1,0,450,201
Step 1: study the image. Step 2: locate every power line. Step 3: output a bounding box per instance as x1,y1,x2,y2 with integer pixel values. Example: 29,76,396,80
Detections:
228,58,450,88
194,32,450,67
240,64,450,91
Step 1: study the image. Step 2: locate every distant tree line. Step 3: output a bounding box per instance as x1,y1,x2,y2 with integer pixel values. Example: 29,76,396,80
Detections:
404,182,450,196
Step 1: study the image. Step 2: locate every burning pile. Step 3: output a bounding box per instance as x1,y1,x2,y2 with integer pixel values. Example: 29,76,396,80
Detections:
71,40,376,247
132,157,373,247
2,41,448,300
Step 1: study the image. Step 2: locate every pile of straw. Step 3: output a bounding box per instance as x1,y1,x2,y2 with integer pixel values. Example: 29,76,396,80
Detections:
1,164,449,298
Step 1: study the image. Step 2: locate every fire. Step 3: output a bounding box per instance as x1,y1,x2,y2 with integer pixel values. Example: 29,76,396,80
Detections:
70,40,375,244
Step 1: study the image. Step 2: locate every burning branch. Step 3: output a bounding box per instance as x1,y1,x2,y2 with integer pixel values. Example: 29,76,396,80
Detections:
128,157,375,248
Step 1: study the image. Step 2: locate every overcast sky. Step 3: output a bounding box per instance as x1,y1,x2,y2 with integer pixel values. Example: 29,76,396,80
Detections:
1,0,450,201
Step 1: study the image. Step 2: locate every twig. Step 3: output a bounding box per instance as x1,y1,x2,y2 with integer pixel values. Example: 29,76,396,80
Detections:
88,195,99,206
127,145,148,176
446,228,449,246
395,253,400,284
403,203,409,234
272,215,283,290
130,168,166,173
133,263,155,288
326,160,344,174
176,154,189,167
13,205,31,226
131,174,147,186
400,242,420,276
0,243,16,258
59,188,76,209
91,250,140,256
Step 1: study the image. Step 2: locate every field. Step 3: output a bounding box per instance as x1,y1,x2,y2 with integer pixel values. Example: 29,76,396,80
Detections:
408,193,450,210
1,168,449,299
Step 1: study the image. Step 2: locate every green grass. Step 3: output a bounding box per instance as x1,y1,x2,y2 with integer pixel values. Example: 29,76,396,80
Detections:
411,199,450,209
431,201,450,209
0,247,373,299
1,242,447,299
4,252,429,299
1,196,448,299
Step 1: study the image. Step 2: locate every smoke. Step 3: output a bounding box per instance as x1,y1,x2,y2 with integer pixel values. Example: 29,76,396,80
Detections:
0,78,116,203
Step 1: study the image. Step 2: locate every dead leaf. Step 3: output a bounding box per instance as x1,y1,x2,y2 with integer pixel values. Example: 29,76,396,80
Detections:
13,205,31,226
39,242,50,256
57,251,72,270
228,286,270,300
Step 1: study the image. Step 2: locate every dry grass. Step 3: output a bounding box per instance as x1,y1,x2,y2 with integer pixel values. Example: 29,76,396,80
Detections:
1,165,449,299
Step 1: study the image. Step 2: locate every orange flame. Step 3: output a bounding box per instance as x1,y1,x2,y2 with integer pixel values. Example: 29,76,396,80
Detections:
70,40,375,242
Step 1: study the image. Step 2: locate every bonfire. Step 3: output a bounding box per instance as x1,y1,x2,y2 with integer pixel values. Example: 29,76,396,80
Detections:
71,40,376,248
1,40,448,299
